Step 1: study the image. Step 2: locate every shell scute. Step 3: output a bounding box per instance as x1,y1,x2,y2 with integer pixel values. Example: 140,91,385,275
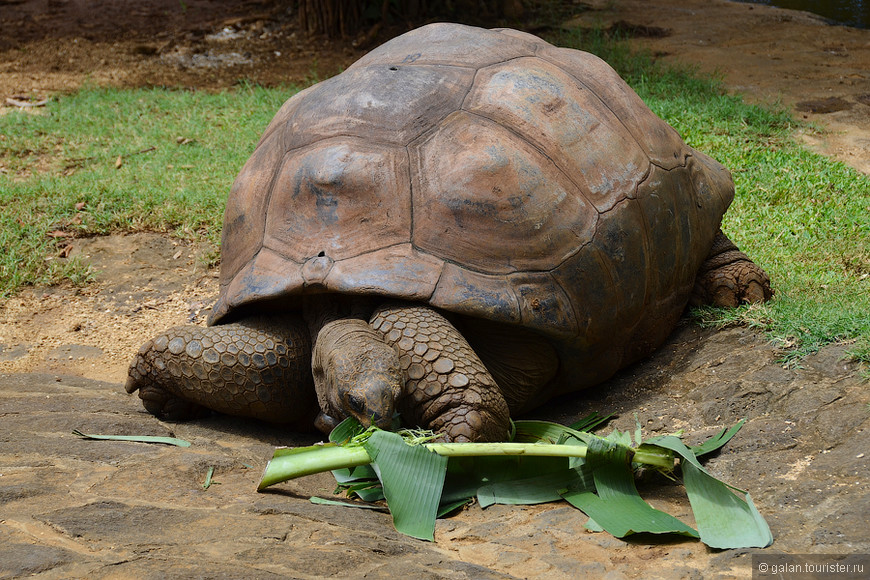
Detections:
410,111,596,274
323,244,443,301
537,46,689,169
465,57,648,212
430,263,522,325
283,64,474,149
263,139,411,264
347,22,539,70
209,23,736,399
591,198,651,329
219,129,285,285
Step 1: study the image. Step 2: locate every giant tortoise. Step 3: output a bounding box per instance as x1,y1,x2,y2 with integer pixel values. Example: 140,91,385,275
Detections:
126,23,772,442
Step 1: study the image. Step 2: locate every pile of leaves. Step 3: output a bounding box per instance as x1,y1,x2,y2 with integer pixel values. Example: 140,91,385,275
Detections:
258,415,772,548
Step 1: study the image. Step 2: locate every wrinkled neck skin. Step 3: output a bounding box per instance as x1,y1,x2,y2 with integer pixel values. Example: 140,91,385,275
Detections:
302,294,375,339
305,295,402,431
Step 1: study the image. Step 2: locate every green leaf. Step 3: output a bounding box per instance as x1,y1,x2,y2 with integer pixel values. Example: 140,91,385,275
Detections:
512,420,590,443
648,435,773,549
328,417,365,444
202,466,216,489
477,468,593,508
633,414,643,448
563,436,699,538
585,517,604,532
437,497,471,517
604,428,633,448
364,430,448,541
310,496,388,511
347,484,386,502
690,419,746,457
333,476,386,502
72,430,190,447
442,455,573,504
567,412,614,432
332,464,378,484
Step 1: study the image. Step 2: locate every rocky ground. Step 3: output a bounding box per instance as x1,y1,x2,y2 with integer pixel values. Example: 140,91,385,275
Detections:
1,1,868,578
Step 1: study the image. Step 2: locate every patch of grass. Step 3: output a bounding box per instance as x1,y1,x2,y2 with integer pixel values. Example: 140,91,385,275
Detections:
1,29,868,367
0,84,294,295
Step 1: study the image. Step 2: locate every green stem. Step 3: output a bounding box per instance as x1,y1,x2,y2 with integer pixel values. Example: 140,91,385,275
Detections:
258,444,372,490
424,442,586,458
423,442,673,469
258,439,675,490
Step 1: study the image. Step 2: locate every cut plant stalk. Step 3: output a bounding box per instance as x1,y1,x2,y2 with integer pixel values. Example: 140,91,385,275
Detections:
258,443,371,490
259,437,673,490
257,417,771,549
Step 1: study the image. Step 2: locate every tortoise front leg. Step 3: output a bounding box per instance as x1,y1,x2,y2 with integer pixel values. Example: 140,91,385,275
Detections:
371,304,511,443
691,230,773,307
125,315,318,429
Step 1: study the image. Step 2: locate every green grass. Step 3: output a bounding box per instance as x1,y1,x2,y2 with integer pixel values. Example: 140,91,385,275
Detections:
0,84,292,292
1,30,868,367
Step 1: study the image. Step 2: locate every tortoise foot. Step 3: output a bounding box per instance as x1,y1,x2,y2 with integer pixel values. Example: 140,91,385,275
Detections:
125,315,318,428
692,230,773,307
132,381,212,421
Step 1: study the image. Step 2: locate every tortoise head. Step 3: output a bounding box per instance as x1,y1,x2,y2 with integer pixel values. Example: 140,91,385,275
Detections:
311,318,403,430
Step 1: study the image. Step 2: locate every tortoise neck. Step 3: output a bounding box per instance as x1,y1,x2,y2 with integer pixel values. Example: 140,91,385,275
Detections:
302,294,376,342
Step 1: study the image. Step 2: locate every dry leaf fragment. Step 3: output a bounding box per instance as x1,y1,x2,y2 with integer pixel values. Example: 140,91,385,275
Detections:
115,155,123,169
5,97,49,108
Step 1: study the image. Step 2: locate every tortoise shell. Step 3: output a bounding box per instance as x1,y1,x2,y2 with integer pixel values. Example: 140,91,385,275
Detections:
208,23,733,400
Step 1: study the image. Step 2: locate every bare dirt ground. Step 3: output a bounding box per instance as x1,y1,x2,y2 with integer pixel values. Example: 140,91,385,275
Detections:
572,0,870,175
1,1,868,578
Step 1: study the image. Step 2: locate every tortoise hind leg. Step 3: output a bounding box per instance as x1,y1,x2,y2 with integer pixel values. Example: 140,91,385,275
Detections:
125,315,318,429
691,230,773,307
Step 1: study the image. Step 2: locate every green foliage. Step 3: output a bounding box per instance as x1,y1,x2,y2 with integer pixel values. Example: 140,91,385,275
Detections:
364,430,448,540
0,84,294,296
71,429,191,447
259,417,772,549
649,435,773,549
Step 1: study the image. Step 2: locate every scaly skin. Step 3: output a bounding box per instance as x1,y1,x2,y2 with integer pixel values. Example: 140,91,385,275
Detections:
691,230,774,307
125,315,317,429
310,318,403,432
370,304,511,442
127,303,512,442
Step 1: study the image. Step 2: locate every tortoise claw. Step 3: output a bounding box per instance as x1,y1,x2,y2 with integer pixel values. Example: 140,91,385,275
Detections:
133,381,212,421
692,230,773,307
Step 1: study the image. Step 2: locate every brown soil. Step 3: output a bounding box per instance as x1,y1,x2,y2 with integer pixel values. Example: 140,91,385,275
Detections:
1,1,868,578
574,0,870,175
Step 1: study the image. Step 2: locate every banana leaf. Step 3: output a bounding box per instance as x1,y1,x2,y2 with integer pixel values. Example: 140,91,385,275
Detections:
562,436,698,538
364,430,447,541
647,435,773,548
